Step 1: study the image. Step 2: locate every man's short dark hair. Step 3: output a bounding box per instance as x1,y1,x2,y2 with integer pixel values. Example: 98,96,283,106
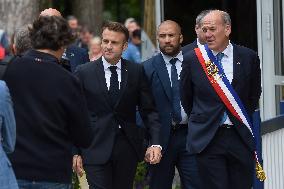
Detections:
30,16,74,51
80,25,93,34
132,29,141,39
102,21,129,42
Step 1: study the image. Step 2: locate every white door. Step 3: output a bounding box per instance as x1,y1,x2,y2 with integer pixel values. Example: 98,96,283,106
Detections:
258,0,284,120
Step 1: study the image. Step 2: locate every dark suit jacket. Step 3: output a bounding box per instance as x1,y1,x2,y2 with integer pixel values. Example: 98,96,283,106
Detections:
66,45,90,72
143,53,175,151
75,58,161,164
180,44,261,154
182,39,198,55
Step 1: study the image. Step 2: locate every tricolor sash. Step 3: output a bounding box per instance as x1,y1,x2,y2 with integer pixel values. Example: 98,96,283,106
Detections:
194,44,266,181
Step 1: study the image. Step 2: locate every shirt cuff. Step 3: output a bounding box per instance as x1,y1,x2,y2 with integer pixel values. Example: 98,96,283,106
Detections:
151,145,162,150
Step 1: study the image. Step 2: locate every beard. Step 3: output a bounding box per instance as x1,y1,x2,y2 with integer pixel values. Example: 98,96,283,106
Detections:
159,44,181,56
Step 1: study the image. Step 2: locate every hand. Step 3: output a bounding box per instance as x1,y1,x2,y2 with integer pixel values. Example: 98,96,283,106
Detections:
144,146,162,164
72,155,84,177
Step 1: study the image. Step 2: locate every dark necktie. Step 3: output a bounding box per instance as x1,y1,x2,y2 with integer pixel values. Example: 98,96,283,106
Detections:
216,53,227,124
109,66,119,107
170,58,182,124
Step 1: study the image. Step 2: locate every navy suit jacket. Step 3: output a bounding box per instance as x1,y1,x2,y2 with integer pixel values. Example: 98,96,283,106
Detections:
66,45,90,72
182,39,198,55
180,44,261,154
143,53,181,151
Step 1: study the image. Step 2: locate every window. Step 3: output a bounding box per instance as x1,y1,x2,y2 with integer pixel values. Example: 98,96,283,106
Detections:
274,0,284,75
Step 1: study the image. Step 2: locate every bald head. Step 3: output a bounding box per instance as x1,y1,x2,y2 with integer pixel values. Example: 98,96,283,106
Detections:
157,20,183,56
40,8,62,17
158,20,181,35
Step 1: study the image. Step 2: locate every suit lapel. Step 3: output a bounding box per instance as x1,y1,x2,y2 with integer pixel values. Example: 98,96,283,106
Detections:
153,54,172,100
232,44,241,88
95,59,113,108
114,59,128,107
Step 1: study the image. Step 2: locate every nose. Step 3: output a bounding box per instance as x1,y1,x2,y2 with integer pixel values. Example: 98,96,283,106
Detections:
205,30,212,39
165,35,171,43
106,42,112,49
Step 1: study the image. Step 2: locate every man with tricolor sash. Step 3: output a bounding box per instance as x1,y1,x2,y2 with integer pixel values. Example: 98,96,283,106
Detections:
180,10,264,189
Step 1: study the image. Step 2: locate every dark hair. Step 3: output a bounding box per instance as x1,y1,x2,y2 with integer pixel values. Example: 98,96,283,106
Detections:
80,25,93,34
132,29,141,39
66,15,77,21
102,21,129,42
30,16,75,51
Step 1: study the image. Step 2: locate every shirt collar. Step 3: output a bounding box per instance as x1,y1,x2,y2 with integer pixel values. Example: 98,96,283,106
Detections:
197,38,202,47
212,41,232,57
161,50,183,65
102,56,122,71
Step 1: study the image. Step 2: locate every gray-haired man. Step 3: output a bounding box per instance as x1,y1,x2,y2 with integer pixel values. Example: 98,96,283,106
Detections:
182,10,210,53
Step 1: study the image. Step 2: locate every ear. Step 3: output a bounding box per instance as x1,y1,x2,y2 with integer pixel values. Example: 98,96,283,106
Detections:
195,24,199,34
225,24,231,37
122,42,128,51
179,34,183,44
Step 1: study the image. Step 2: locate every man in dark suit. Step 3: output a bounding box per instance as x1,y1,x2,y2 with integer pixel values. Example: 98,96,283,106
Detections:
180,10,261,189
65,44,90,72
143,20,200,189
182,10,209,54
74,21,162,189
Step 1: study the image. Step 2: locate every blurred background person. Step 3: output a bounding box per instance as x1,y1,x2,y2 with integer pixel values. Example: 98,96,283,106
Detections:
67,15,79,31
0,80,18,189
124,18,141,38
11,25,32,56
78,25,94,51
88,36,102,61
3,15,93,189
67,15,80,41
122,29,141,64
182,10,209,53
0,25,32,76
0,29,10,60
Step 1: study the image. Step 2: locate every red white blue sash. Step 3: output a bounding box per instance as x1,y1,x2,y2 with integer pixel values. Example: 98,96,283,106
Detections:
194,44,266,181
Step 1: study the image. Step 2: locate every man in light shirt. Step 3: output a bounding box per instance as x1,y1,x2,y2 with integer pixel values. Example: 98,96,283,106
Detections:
182,10,210,53
143,20,201,189
180,10,261,189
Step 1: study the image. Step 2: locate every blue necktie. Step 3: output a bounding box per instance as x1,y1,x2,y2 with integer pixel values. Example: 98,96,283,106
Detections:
170,58,182,124
216,52,224,71
109,66,119,107
216,53,227,124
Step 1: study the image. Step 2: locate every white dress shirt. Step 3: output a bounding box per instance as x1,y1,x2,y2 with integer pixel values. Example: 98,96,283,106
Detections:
161,51,188,124
197,38,203,48
102,56,122,90
212,42,234,125
102,56,162,150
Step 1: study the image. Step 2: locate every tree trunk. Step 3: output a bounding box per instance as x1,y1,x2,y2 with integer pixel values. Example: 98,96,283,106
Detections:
72,0,103,36
0,0,40,37
143,0,156,46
